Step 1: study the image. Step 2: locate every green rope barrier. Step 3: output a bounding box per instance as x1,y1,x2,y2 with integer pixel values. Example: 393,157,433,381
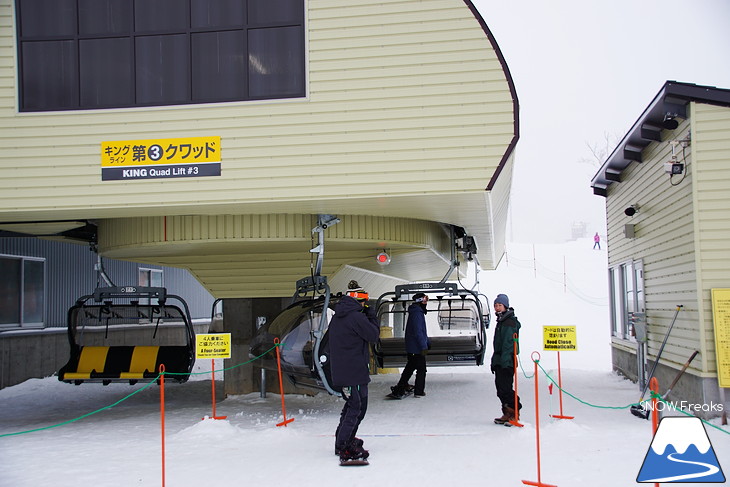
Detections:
535,360,729,435
0,373,161,438
165,343,281,376
512,337,534,379
0,343,281,438
534,360,636,410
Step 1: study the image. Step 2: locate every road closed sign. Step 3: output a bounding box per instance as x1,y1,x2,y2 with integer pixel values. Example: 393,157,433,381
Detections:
196,333,231,359
543,326,577,351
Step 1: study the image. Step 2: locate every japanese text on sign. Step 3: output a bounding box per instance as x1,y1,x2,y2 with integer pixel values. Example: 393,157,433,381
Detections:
711,289,730,388
100,136,221,181
196,333,232,359
101,136,220,166
543,326,578,351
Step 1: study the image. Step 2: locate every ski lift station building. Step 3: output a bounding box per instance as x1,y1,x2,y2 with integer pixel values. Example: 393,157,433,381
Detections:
0,0,518,393
591,81,730,416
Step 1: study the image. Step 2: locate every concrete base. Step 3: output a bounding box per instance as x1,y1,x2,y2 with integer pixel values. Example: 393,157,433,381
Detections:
612,346,728,420
222,297,313,397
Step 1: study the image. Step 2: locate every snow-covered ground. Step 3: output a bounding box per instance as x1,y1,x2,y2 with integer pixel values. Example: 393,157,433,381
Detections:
1,241,728,486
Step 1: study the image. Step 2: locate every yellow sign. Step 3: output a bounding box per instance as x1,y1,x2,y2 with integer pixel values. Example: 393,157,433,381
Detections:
196,333,231,359
543,326,578,351
711,289,730,388
101,136,220,166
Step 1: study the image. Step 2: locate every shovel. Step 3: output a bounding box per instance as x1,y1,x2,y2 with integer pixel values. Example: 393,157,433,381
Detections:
630,350,698,420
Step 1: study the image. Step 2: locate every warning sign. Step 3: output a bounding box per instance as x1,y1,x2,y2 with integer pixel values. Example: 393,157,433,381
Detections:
711,288,730,388
543,326,577,351
196,333,231,359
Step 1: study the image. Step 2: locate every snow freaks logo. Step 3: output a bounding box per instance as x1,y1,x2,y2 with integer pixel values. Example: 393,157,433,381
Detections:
637,417,726,483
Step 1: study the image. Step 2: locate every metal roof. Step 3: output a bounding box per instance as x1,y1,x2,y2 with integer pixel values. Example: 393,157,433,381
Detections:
591,81,730,196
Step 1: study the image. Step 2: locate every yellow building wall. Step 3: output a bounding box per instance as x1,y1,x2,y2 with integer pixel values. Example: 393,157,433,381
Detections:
0,0,517,296
692,102,730,375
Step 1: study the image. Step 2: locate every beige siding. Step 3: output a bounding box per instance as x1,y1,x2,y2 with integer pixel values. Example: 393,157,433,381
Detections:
486,151,515,265
606,117,704,371
0,0,517,296
692,102,730,375
99,214,452,297
0,1,513,253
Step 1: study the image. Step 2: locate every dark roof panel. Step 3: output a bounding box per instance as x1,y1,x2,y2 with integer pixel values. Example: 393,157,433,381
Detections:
590,81,730,194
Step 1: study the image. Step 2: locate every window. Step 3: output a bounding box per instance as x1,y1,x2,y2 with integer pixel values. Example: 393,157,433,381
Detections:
16,0,305,112
139,268,163,307
609,260,644,340
0,255,45,329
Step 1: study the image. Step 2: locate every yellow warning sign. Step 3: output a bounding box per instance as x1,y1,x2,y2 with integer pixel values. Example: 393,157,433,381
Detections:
196,333,231,359
543,326,577,351
711,289,730,388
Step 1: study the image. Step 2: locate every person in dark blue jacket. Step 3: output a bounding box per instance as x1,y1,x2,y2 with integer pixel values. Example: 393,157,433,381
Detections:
329,284,380,463
390,292,431,398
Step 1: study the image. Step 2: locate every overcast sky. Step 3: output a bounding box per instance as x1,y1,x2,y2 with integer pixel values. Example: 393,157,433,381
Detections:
472,0,730,243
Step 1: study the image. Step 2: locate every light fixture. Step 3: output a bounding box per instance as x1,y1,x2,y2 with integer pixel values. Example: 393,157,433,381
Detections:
664,161,684,175
376,251,391,265
624,205,639,217
662,113,679,130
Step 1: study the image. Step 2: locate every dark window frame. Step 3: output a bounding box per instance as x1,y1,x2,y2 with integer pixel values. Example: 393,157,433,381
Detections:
16,0,305,112
0,254,46,329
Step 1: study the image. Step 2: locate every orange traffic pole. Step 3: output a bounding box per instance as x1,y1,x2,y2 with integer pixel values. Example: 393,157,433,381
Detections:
274,338,294,427
523,352,557,487
159,364,166,487
550,352,574,420
509,333,524,427
203,358,227,420
649,377,660,487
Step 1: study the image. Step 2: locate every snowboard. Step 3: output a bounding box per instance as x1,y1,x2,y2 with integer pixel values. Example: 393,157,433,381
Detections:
340,459,370,466
386,385,414,399
386,390,413,400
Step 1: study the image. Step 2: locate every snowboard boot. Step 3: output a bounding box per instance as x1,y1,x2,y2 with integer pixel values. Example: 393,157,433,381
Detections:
339,441,369,462
335,437,363,456
390,385,407,398
494,405,511,424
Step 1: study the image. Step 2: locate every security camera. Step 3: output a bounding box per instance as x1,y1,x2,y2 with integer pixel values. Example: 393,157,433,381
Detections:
624,206,638,217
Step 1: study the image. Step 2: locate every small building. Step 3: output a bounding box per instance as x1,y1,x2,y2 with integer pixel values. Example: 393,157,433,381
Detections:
591,81,730,417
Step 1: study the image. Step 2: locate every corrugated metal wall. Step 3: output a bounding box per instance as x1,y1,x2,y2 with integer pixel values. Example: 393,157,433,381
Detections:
0,237,214,327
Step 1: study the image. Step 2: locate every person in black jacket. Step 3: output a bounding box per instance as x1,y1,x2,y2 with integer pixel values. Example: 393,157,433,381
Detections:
390,292,431,398
329,283,381,463
490,293,522,424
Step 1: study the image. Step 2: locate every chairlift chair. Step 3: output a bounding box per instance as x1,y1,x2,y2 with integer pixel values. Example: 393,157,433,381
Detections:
57,286,196,385
249,276,341,395
372,282,490,368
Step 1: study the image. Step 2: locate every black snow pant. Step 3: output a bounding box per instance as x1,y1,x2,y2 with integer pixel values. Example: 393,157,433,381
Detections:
335,384,369,451
495,366,521,410
397,353,427,395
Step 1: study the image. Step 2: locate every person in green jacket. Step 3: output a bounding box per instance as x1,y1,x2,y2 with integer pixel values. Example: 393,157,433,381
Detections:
490,294,522,424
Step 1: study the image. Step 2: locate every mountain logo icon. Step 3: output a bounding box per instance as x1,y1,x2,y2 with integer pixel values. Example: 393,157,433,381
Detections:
637,416,726,483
